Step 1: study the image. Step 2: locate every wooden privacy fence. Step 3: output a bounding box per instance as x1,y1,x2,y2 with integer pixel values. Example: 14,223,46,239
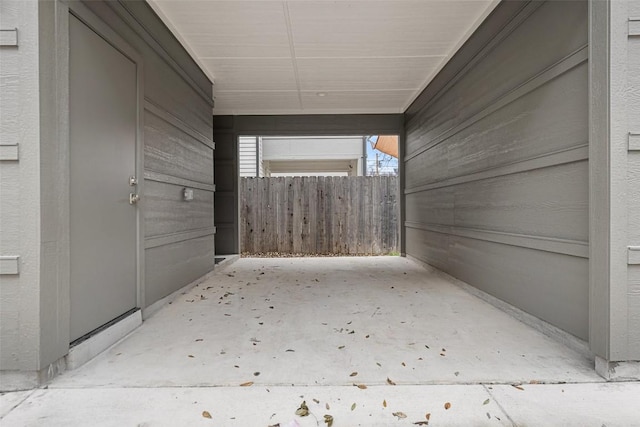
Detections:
241,176,399,255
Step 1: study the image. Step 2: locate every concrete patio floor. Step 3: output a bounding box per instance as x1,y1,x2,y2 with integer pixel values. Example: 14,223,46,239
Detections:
2,256,639,426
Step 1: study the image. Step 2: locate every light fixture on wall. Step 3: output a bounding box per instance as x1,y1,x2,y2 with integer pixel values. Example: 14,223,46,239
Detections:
316,92,327,97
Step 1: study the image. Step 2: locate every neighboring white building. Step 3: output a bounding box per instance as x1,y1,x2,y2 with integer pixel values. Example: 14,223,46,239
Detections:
239,136,365,177
239,136,264,177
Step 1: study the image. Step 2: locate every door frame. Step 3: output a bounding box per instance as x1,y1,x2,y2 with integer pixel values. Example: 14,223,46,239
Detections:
68,1,146,317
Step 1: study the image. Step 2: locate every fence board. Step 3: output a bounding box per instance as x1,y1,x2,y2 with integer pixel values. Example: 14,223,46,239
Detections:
240,176,399,255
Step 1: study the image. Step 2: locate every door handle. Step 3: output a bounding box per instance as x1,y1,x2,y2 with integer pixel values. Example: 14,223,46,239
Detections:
129,193,141,205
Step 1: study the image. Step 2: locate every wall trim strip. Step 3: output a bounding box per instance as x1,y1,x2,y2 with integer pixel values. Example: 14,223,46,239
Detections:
0,256,20,275
405,144,588,194
0,28,18,46
145,99,214,150
0,143,19,161
144,170,215,192
145,227,216,249
629,132,640,151
405,46,588,161
629,18,640,36
405,221,589,258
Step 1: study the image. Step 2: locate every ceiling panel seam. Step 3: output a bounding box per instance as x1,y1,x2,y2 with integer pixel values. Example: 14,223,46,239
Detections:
283,2,303,109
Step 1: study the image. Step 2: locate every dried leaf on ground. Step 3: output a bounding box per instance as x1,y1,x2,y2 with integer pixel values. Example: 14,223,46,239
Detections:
313,399,320,404
326,403,330,410
324,414,334,427
338,346,345,350
202,411,212,419
383,400,387,408
295,401,309,417
483,399,490,405
413,422,429,426
425,413,431,420
350,372,358,377
444,402,451,410
392,412,407,419
511,384,524,391
354,384,367,389
240,381,254,387
387,377,396,385
351,403,356,411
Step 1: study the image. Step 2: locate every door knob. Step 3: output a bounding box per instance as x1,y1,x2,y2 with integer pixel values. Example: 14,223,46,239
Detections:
129,193,141,205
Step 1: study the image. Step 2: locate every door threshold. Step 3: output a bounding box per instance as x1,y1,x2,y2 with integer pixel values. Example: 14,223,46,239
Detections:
66,309,142,370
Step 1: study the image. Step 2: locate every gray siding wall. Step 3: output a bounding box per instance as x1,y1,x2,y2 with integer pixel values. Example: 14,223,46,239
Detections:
80,1,215,307
1,0,215,383
0,0,42,376
404,1,589,340
627,2,640,360
589,0,640,367
79,1,215,306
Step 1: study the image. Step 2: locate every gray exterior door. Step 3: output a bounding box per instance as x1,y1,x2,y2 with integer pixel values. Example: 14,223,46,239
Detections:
69,14,138,342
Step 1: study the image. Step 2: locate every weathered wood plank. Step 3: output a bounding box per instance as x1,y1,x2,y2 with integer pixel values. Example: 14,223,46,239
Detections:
240,176,398,255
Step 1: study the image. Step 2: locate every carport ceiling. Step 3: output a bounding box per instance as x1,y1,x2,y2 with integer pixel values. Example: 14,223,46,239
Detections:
149,0,497,115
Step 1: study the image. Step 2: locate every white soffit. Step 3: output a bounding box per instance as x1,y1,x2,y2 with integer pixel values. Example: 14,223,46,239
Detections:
149,0,498,116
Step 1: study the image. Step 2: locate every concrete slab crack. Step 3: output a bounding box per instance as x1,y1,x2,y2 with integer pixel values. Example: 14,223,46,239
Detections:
482,384,517,427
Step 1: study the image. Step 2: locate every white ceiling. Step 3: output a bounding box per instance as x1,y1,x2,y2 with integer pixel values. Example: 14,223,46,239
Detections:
148,0,498,116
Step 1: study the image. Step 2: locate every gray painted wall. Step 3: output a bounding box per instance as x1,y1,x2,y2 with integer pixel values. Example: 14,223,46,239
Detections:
403,0,589,340
81,1,216,307
590,0,640,369
625,1,640,362
213,114,404,255
0,0,43,382
0,0,215,388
